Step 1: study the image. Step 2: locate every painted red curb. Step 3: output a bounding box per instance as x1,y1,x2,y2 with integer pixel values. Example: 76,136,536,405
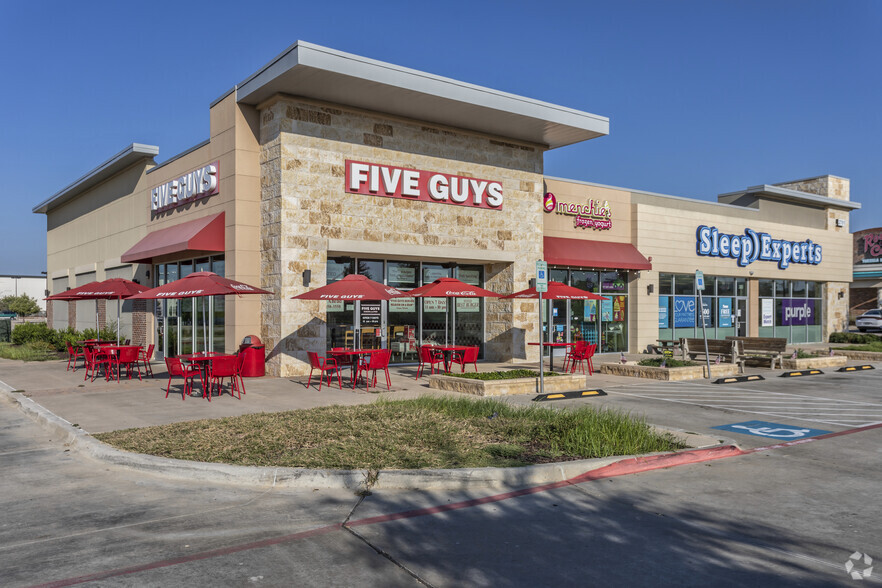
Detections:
30,422,882,587
348,445,746,528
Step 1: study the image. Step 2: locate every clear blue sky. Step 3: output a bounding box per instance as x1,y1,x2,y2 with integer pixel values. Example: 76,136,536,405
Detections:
1,0,879,275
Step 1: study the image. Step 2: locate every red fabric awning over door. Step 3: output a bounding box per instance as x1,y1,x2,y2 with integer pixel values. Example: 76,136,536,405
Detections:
543,236,652,270
121,212,225,263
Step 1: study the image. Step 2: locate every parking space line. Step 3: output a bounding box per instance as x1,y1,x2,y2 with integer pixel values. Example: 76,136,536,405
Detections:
609,386,882,427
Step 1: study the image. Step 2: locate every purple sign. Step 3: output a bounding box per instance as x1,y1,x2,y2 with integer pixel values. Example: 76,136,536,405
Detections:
781,299,815,326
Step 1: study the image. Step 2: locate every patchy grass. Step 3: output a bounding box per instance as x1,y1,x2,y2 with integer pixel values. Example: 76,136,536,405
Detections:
95,396,686,470
637,357,698,368
0,342,62,362
443,369,558,380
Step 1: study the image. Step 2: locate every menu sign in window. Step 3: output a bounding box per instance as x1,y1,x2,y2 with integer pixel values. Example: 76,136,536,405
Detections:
360,303,382,327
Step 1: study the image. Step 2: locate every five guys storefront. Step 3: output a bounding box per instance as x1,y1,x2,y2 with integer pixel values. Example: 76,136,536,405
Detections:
35,41,855,378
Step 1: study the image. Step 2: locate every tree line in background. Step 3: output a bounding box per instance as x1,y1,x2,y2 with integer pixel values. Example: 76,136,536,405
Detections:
0,294,41,316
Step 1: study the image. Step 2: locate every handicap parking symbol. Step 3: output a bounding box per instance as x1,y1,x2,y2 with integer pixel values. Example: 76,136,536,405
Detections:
712,420,831,439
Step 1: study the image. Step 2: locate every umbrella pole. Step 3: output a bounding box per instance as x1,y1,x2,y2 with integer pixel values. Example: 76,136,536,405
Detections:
95,300,99,335
202,297,208,354
117,297,121,344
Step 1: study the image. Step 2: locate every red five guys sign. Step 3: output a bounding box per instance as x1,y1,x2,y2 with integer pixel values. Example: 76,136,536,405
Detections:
345,160,503,210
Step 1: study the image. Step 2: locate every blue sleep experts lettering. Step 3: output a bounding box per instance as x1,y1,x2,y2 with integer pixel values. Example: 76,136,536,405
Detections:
695,226,822,269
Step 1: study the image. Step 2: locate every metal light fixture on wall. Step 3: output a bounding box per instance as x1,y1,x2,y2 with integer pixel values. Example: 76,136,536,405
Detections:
303,269,312,288
647,284,654,295
838,291,844,299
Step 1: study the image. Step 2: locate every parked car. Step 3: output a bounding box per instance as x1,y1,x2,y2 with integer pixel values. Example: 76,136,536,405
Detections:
855,309,882,332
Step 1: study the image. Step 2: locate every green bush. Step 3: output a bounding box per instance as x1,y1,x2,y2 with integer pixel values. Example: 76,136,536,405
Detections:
11,322,53,346
445,369,558,380
50,327,83,352
638,357,698,368
829,332,882,344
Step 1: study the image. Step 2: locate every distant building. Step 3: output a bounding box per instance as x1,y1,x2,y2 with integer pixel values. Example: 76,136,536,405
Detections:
851,228,882,317
0,275,47,312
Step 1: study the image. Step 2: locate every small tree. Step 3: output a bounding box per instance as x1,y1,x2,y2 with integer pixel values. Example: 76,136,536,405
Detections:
0,295,41,316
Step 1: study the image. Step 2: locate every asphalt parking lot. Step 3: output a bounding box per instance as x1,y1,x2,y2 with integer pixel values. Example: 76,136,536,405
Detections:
0,359,880,586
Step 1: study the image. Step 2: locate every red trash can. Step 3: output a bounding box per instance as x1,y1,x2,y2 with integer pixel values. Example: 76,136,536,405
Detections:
238,335,266,377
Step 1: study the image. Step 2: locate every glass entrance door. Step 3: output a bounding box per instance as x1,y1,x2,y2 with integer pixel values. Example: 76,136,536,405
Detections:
736,298,748,336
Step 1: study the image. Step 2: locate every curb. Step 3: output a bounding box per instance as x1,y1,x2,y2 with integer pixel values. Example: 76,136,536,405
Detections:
0,383,730,492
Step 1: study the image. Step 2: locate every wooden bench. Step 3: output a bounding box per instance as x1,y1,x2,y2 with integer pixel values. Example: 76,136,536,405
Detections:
726,336,787,369
680,338,744,372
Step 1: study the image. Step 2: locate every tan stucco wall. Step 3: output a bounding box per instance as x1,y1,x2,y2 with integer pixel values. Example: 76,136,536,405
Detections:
540,178,853,353
259,96,546,377
43,93,262,352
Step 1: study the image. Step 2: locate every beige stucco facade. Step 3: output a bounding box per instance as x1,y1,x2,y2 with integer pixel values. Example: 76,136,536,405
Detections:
543,175,854,354
35,41,859,376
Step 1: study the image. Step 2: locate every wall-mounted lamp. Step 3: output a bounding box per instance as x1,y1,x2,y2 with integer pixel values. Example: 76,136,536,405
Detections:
303,269,312,288
838,291,844,299
647,284,654,295
133,279,140,285
146,270,150,278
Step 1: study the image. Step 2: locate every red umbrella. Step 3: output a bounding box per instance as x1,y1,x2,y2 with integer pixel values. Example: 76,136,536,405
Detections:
401,278,501,346
128,272,272,299
292,274,407,300
129,272,272,352
502,281,608,301
45,279,149,341
403,277,501,299
503,281,608,373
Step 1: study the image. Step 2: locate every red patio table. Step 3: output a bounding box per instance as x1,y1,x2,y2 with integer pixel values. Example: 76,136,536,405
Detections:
427,345,473,373
178,352,225,398
102,345,144,381
328,348,383,388
528,342,577,372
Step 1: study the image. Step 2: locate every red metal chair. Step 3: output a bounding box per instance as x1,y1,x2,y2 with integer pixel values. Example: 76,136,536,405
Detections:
235,352,247,396
113,346,142,381
563,341,588,373
66,342,85,371
570,343,597,375
208,355,241,400
307,351,342,391
450,346,479,372
82,346,112,382
356,349,392,392
416,345,445,379
138,344,155,378
164,357,199,400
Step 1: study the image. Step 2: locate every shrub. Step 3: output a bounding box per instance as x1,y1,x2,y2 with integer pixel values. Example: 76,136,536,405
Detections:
50,327,83,352
829,332,882,344
11,322,54,346
445,369,558,380
638,358,698,368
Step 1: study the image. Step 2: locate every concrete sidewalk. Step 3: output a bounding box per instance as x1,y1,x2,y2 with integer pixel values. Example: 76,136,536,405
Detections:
0,343,849,434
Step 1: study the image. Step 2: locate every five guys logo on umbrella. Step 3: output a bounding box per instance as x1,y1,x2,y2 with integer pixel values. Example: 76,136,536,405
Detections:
346,160,503,210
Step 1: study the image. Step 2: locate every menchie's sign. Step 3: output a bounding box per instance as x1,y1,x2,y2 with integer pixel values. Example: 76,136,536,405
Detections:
345,160,503,210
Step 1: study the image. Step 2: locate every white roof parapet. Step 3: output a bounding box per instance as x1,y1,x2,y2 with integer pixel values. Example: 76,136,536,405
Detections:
718,184,861,211
33,143,159,214
234,41,609,149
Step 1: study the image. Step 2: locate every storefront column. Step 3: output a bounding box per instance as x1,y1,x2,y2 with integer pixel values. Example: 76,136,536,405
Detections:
632,270,657,354
748,278,759,337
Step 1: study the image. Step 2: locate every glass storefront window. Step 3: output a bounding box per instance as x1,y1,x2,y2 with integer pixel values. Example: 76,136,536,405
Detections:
572,270,598,293
717,277,735,297
758,279,774,297
674,274,694,295
601,271,627,293
659,273,673,295
327,258,354,283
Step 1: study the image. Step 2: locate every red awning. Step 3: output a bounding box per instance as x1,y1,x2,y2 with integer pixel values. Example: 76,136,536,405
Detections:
544,236,652,270
121,212,225,263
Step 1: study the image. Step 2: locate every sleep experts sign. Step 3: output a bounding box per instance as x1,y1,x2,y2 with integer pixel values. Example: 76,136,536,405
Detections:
696,225,822,270
345,160,503,210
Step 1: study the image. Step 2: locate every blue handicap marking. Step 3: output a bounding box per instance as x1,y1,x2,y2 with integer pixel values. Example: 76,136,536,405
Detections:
712,420,831,439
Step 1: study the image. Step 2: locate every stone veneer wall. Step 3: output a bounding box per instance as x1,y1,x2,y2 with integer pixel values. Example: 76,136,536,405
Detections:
259,97,545,377
825,282,850,338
